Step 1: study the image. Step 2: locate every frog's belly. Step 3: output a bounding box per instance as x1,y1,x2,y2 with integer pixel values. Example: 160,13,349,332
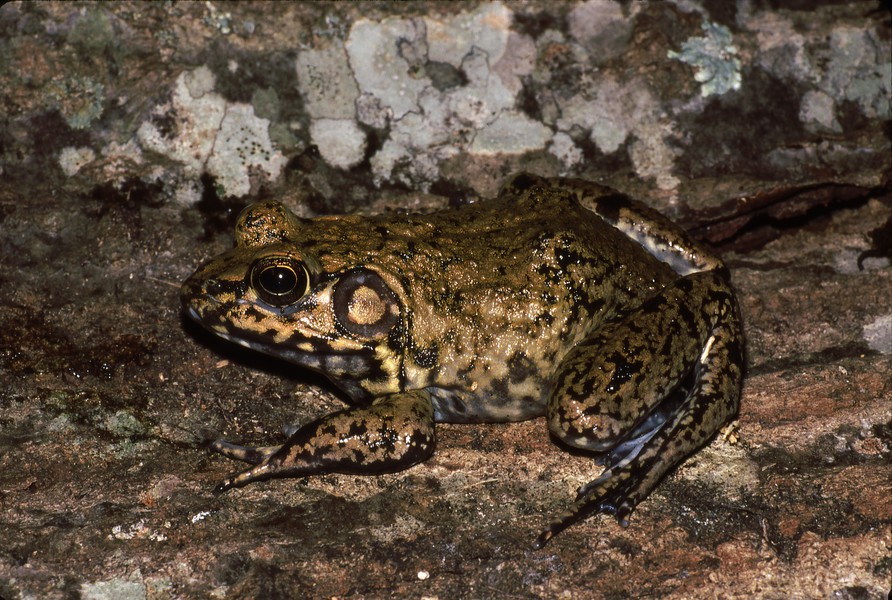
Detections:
427,386,547,423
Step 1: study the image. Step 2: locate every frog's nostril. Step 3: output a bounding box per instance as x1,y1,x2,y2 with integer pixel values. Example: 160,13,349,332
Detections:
205,278,223,295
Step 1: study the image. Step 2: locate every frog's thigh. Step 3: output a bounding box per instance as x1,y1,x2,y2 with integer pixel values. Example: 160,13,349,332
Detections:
548,271,737,451
214,390,436,492
537,272,743,547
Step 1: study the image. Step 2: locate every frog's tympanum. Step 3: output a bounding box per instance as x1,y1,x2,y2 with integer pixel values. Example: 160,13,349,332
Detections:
181,174,743,548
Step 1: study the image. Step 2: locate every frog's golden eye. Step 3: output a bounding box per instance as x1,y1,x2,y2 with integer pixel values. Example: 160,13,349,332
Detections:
250,257,310,307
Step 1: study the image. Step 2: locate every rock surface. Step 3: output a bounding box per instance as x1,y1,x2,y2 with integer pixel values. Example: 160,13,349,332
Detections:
1,2,889,598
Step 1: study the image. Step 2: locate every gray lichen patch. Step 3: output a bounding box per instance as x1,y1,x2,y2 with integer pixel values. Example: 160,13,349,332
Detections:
668,21,742,98
309,118,368,170
137,66,286,198
820,26,891,120
20,0,886,205
296,40,360,120
567,0,634,64
469,111,552,155
58,146,96,177
338,3,543,187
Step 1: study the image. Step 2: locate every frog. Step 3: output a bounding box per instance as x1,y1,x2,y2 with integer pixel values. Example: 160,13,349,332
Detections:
180,173,744,548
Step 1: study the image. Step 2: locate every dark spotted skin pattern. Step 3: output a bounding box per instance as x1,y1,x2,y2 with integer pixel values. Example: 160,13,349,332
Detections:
180,174,744,548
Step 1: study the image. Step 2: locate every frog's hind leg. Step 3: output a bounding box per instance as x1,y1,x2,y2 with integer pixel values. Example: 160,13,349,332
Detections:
536,271,743,548
208,421,314,465
211,390,435,493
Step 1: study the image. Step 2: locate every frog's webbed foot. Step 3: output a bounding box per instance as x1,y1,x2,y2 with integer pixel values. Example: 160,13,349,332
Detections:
535,410,679,548
538,271,743,548
534,404,682,549
210,390,436,494
533,470,634,549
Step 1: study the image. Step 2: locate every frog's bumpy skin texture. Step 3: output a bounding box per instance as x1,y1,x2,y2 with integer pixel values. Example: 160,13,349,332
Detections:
181,174,743,547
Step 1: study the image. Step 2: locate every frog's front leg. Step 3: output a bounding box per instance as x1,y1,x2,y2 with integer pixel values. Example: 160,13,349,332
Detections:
211,390,435,493
536,271,743,548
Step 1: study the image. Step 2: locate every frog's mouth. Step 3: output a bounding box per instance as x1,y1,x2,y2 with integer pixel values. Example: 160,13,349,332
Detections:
187,303,386,401
185,301,377,368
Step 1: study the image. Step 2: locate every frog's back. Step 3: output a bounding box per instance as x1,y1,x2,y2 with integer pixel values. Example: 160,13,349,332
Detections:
290,181,675,422
300,184,674,301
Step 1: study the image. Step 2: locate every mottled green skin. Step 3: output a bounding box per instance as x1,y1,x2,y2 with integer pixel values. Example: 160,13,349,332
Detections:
181,174,744,547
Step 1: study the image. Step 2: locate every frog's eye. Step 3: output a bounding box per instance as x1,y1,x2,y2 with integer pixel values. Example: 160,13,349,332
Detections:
250,257,311,307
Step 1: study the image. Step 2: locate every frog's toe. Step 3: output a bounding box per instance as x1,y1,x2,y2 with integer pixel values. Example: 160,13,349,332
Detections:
534,474,637,549
215,467,269,494
212,478,235,495
575,472,637,525
210,439,281,464
533,503,616,550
